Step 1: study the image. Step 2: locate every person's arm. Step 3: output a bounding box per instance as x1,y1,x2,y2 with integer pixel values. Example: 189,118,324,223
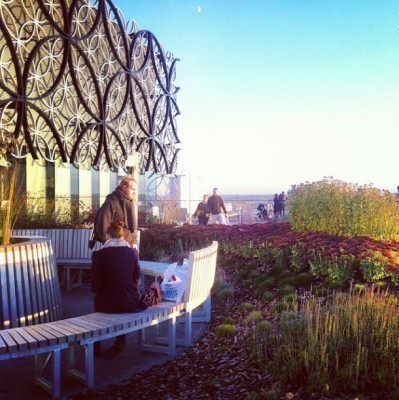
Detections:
94,200,112,243
220,197,227,214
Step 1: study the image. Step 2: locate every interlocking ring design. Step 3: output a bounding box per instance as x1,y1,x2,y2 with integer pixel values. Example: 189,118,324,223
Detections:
0,0,180,174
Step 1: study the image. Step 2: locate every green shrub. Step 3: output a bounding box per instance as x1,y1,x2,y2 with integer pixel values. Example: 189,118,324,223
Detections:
310,253,354,285
222,316,235,325
289,178,399,241
249,269,261,278
263,390,278,400
255,320,271,334
215,323,237,339
267,265,287,278
256,287,399,395
245,310,263,325
217,287,235,301
277,284,295,296
292,272,312,287
278,276,297,287
255,277,276,293
262,291,275,302
239,302,255,312
360,252,391,283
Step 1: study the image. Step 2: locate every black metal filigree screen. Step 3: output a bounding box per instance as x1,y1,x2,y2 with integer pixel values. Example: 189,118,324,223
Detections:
0,0,180,174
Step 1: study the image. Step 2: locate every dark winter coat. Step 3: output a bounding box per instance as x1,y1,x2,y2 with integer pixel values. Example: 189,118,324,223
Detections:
94,188,136,244
194,201,210,226
207,195,227,215
91,239,141,313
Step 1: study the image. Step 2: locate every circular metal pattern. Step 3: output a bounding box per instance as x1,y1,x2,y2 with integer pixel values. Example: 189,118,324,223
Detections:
0,0,180,173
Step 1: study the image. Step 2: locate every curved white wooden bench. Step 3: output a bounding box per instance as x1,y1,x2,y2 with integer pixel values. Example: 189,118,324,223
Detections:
0,241,218,398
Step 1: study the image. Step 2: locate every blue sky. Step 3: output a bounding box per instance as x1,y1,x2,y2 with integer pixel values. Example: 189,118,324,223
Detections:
117,0,399,194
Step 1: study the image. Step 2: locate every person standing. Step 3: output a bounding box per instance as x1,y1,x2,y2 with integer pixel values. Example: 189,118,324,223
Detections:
273,193,280,215
93,177,137,247
91,220,146,359
278,191,288,216
208,187,227,225
193,194,211,225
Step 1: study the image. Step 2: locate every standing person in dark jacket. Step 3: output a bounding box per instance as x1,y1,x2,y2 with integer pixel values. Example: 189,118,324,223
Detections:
278,191,288,216
207,187,228,225
91,220,146,359
93,177,137,247
273,193,280,216
193,194,210,225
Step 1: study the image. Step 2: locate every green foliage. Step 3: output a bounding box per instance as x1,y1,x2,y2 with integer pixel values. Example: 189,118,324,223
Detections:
310,253,354,285
256,286,399,395
262,291,275,302
289,178,399,241
277,284,296,296
359,252,392,283
255,277,276,294
255,320,271,334
16,194,94,228
215,323,237,339
263,390,278,400
221,316,235,325
245,310,263,325
239,302,255,312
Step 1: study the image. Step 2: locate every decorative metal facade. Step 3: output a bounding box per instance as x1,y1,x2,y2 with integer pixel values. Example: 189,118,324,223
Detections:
0,0,180,174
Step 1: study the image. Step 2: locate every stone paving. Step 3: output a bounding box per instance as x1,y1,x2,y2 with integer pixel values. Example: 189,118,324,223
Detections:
0,284,207,400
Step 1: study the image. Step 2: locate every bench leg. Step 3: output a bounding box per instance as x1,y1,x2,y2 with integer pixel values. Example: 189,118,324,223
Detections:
67,343,94,388
192,296,212,323
34,349,62,398
66,268,83,291
184,311,192,347
168,315,176,356
139,317,177,356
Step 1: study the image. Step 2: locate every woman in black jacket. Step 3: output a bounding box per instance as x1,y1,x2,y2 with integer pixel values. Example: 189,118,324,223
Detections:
193,194,210,225
92,220,146,358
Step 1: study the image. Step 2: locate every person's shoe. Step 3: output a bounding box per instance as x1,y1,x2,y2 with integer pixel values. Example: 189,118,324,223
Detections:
103,341,126,360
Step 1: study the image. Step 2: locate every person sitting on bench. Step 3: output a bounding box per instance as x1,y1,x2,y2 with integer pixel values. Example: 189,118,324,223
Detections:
91,220,147,359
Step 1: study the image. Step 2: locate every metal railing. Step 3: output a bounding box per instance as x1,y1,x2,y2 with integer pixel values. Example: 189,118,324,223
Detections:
139,198,289,225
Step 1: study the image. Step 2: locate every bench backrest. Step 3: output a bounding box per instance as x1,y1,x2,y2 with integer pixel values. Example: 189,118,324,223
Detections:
13,229,141,260
13,229,102,259
183,241,218,311
0,238,62,329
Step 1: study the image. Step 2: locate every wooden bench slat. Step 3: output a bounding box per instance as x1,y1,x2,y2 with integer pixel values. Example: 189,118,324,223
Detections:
32,324,68,345
83,314,134,330
6,329,29,352
25,325,58,346
0,330,18,353
0,334,7,355
44,322,80,342
22,326,52,347
14,327,39,350
51,320,92,340
65,317,110,336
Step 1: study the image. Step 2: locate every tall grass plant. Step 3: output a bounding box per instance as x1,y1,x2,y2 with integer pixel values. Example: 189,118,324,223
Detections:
289,178,399,241
255,286,399,395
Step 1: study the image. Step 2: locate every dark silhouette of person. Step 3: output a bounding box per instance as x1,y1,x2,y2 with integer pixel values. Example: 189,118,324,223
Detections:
91,220,146,359
194,194,210,225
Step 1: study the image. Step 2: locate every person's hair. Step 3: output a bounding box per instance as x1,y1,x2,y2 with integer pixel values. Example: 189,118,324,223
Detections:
106,220,124,239
118,177,136,190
